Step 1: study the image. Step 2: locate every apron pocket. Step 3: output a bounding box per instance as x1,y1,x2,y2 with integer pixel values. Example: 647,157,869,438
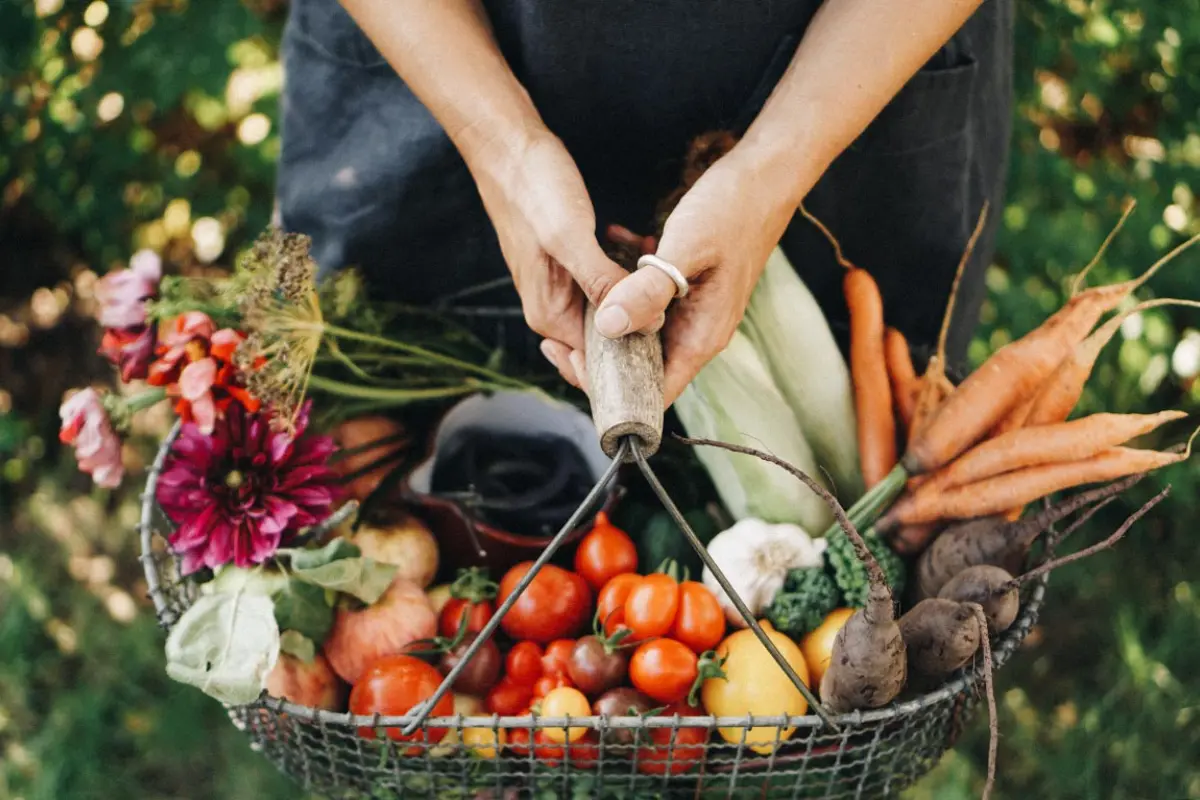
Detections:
285,0,390,71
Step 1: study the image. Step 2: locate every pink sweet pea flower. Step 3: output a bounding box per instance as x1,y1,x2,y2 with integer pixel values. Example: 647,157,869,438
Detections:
98,326,157,382
59,388,124,489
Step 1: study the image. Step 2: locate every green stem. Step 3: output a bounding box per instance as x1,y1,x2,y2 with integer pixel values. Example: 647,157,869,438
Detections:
316,353,429,367
307,374,480,403
823,462,910,540
126,387,167,413
322,324,528,389
323,340,388,384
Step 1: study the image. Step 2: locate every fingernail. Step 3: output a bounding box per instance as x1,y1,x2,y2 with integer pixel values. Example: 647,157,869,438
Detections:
595,305,631,338
539,340,561,368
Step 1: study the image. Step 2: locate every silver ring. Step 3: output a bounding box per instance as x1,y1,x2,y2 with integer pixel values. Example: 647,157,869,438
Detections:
636,254,690,299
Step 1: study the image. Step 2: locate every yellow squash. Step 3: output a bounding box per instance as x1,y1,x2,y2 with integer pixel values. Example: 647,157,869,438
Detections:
701,620,811,754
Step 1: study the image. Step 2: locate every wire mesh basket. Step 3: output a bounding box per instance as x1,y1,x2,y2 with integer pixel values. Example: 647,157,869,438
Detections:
140,422,1046,800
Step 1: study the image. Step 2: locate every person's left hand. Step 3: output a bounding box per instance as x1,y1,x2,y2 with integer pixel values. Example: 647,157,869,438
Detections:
588,149,802,406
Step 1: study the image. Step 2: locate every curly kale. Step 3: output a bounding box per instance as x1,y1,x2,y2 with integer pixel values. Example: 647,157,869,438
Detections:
824,528,907,609
764,568,841,639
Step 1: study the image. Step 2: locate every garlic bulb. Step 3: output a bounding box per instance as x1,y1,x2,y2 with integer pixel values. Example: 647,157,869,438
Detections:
701,518,827,628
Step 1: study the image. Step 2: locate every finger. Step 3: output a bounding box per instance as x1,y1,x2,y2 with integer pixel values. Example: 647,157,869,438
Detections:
539,221,629,308
568,349,591,396
594,225,707,338
521,265,587,352
540,339,582,389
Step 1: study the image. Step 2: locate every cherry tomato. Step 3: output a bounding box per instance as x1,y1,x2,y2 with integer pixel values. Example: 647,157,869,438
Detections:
348,655,454,753
437,633,501,696
533,673,573,699
542,639,575,677
629,639,698,704
636,702,707,775
597,573,641,625
624,573,680,640
497,562,592,643
534,730,601,769
671,581,726,653
573,512,639,591
508,726,533,756
505,641,544,685
603,608,632,639
539,686,591,743
461,726,505,759
485,677,535,716
438,598,495,639
567,635,629,697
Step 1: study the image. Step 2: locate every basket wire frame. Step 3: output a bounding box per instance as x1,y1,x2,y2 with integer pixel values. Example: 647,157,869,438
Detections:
141,421,1046,799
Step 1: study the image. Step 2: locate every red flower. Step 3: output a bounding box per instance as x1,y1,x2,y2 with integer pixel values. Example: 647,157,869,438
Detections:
156,401,338,575
148,312,259,434
99,326,157,382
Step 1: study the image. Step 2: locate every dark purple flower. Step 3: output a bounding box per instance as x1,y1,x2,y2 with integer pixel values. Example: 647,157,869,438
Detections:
156,401,338,575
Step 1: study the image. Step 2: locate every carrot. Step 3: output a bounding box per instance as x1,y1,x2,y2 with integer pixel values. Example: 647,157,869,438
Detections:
904,229,1200,477
846,268,896,489
885,327,919,429
880,432,1196,528
1024,298,1200,428
799,204,898,489
891,521,942,556
916,410,1186,494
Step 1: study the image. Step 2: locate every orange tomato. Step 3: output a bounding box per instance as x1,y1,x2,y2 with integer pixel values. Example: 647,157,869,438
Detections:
624,573,680,640
671,581,725,653
574,513,639,591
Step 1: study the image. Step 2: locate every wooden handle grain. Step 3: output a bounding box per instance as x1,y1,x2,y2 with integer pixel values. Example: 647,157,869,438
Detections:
584,304,665,461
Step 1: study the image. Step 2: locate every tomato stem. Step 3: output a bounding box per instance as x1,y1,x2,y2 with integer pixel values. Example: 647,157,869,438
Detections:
688,650,728,708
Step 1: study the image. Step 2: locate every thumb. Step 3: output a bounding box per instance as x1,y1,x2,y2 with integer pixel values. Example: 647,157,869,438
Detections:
593,229,707,339
541,226,629,309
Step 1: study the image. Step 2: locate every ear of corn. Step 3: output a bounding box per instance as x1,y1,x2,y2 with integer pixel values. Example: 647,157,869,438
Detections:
741,247,863,503
673,329,835,534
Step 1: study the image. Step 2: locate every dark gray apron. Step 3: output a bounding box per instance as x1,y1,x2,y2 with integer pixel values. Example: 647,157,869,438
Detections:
277,0,1013,369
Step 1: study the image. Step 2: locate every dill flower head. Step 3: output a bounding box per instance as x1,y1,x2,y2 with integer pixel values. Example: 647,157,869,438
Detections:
234,229,325,431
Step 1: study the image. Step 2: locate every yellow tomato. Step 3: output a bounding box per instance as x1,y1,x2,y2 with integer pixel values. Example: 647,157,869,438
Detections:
539,687,590,743
701,620,810,754
461,726,506,759
801,608,856,689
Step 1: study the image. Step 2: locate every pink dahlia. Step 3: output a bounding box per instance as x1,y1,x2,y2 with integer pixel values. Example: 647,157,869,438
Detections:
156,401,338,575
59,388,124,488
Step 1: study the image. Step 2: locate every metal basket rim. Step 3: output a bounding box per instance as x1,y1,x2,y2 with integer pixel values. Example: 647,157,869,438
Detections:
140,420,1047,731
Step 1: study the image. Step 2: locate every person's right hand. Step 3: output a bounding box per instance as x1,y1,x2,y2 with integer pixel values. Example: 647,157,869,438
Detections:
467,130,628,386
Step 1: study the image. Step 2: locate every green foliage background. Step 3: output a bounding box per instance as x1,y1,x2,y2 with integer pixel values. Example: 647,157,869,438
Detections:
2,1,1199,798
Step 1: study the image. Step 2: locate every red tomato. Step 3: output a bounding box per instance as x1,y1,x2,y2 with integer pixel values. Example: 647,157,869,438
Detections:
348,655,453,753
636,702,707,775
497,562,592,643
603,608,632,639
505,641,544,685
597,573,641,624
535,730,601,769
533,673,573,699
485,677,535,716
542,639,575,677
624,573,680,640
671,581,725,653
574,512,639,591
508,726,533,756
438,598,495,639
628,639,698,704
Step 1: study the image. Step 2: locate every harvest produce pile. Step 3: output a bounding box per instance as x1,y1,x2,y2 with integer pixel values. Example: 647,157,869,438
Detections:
65,138,1198,798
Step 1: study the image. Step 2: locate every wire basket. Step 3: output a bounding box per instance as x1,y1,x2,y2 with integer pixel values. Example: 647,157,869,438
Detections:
140,422,1047,799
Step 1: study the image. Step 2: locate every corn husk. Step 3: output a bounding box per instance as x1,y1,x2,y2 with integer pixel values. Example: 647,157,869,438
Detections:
741,247,862,502
674,329,835,533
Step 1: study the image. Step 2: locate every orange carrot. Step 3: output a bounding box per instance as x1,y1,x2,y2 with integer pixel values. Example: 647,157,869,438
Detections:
846,267,897,488
885,327,919,429
880,437,1196,529
799,204,898,488
917,410,1186,494
907,225,1200,476
989,397,1034,439
1024,298,1200,428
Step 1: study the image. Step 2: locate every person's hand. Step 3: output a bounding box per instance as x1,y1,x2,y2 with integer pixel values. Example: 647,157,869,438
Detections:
592,149,802,406
467,130,628,386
